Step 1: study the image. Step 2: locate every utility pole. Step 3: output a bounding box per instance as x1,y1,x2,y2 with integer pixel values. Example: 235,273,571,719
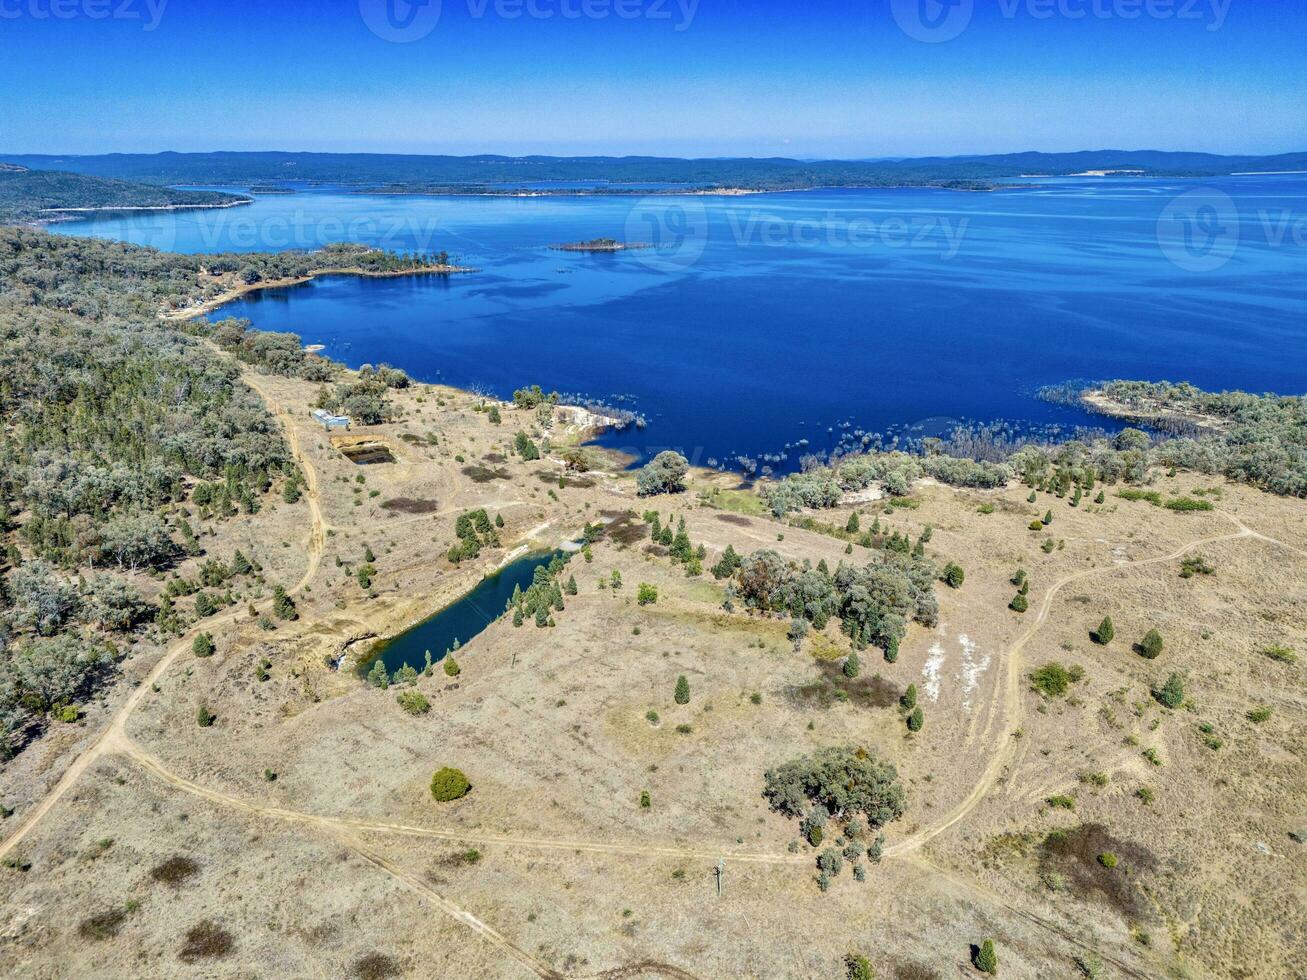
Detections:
715,858,724,897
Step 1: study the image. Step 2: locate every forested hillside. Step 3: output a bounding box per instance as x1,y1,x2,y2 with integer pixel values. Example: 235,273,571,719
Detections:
0,168,248,223
0,229,426,760
7,149,1305,193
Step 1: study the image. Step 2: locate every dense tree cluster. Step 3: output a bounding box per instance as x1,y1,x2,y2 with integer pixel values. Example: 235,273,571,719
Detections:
1096,380,1307,497
764,452,1010,517
0,229,442,761
505,553,573,628
763,745,907,865
728,549,937,658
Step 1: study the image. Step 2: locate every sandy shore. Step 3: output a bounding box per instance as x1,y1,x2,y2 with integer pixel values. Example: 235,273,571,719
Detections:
160,263,475,321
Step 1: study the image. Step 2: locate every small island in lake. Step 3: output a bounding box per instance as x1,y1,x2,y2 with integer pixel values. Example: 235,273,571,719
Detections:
549,237,652,252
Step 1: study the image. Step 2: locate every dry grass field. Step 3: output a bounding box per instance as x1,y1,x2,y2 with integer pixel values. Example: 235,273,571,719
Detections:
2,368,1304,979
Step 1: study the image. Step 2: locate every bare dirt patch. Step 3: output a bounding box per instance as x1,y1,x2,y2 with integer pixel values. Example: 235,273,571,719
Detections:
1038,823,1159,917
179,919,235,962
380,497,440,514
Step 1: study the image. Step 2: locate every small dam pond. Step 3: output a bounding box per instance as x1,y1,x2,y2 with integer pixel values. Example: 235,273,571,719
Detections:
361,549,568,678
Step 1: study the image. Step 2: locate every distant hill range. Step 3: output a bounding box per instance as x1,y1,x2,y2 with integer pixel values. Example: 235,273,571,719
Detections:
0,168,249,223
2,150,1305,195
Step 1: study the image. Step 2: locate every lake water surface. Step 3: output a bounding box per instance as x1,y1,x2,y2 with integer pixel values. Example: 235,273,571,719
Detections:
57,176,1307,470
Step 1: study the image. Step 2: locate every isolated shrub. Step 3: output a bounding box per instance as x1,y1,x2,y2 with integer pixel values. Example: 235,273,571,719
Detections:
845,952,874,980
1030,663,1078,697
1097,852,1119,869
974,939,998,975
367,659,389,689
843,651,861,679
637,583,658,606
1047,795,1076,810
1165,496,1213,512
1094,616,1115,645
1247,706,1272,724
396,690,430,715
907,707,924,732
1262,644,1296,664
817,847,844,879
1180,555,1215,578
513,431,540,461
900,684,917,710
942,563,965,588
1010,594,1029,614
1138,630,1164,660
430,767,471,802
193,592,218,618
192,633,214,658
674,675,691,705
1153,673,1185,709
443,656,461,678
195,704,215,728
639,790,651,809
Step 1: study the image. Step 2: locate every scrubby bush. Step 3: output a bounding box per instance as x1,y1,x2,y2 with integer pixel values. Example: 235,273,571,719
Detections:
637,583,659,606
396,690,430,715
942,563,965,588
974,939,997,974
192,633,214,658
430,767,471,802
1138,630,1164,660
1153,673,1185,709
1030,662,1083,697
907,707,924,732
1010,594,1029,614
443,657,461,678
845,953,874,980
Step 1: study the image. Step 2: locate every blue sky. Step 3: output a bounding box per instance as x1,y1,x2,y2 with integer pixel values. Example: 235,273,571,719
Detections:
2,0,1304,157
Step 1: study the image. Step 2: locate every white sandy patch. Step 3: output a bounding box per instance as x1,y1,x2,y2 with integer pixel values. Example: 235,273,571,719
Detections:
923,641,946,703
956,634,992,711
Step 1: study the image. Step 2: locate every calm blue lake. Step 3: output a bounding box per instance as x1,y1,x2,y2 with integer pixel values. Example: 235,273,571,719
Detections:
56,176,1307,470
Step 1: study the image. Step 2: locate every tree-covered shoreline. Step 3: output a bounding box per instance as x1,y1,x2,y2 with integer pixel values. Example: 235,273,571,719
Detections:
0,228,433,760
